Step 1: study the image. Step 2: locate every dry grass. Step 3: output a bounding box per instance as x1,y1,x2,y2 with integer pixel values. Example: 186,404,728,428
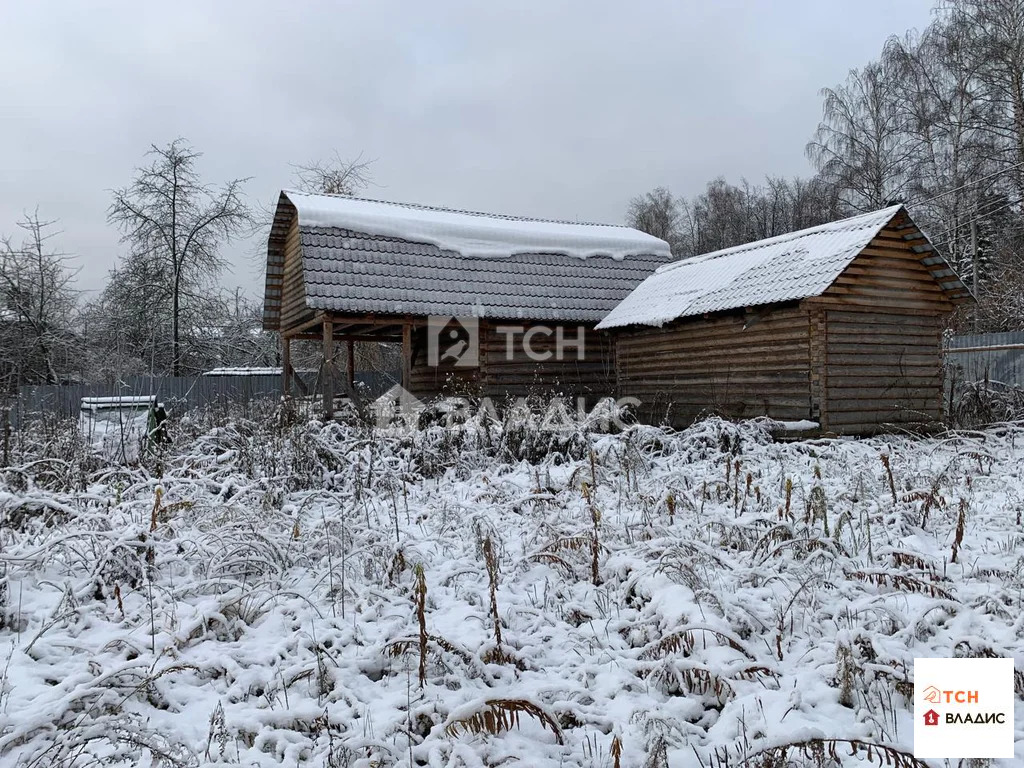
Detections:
443,698,565,745
3,408,1022,766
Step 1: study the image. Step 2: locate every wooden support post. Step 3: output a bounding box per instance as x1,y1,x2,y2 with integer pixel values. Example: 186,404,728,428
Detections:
402,322,412,391
346,339,355,396
808,308,827,432
322,318,334,421
282,336,292,398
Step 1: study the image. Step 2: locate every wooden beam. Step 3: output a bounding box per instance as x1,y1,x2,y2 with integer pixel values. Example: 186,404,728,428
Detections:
336,333,402,342
346,339,355,396
361,324,402,337
321,312,427,327
322,318,334,421
283,312,328,338
286,332,327,341
282,336,292,398
290,362,310,395
402,321,412,390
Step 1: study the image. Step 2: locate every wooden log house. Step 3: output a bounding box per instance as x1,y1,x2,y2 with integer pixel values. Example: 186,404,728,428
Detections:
597,205,970,434
263,192,967,435
261,191,672,416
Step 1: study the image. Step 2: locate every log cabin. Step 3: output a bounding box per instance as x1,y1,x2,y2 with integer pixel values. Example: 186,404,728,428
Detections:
596,205,970,434
263,193,967,435
261,190,673,416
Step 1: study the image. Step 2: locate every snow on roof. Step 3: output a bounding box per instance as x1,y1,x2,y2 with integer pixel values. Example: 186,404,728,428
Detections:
81,396,159,410
202,367,283,376
283,190,671,261
264,191,674,324
597,206,905,329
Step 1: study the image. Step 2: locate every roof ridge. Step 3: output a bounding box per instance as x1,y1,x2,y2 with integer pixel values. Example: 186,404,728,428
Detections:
654,204,903,275
283,189,629,229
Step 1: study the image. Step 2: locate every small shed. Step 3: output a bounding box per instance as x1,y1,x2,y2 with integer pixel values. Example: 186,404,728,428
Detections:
262,191,672,415
79,396,162,462
597,205,970,434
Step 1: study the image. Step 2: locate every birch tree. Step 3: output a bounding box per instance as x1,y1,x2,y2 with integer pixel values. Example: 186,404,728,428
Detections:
949,0,1024,201
626,187,682,253
808,59,915,212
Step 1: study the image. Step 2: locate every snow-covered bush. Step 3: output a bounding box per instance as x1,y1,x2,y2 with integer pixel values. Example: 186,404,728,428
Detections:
949,379,1024,428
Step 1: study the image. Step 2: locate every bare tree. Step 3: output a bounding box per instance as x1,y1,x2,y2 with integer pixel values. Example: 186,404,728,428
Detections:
948,0,1024,201
670,176,841,259
108,139,253,376
0,212,78,389
807,3,1024,330
884,23,1000,271
287,150,395,382
292,151,374,197
205,289,278,369
626,187,682,253
808,59,915,212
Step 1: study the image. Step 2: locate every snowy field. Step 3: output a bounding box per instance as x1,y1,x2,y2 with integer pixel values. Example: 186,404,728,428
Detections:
1,408,1023,767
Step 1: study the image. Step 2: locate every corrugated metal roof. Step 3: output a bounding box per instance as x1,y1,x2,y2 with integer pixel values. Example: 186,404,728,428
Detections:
597,205,968,329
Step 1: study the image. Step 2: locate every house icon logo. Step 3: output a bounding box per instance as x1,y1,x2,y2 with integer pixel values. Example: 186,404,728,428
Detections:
923,709,940,726
922,685,941,703
427,315,479,367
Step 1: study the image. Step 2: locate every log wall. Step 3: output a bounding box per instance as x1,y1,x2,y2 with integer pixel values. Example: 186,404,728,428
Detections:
407,320,616,405
806,214,953,433
615,307,813,427
407,325,481,400
480,321,614,404
280,216,314,332
820,309,944,433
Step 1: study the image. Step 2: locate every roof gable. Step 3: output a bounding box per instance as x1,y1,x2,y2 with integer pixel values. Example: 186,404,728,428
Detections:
597,206,968,329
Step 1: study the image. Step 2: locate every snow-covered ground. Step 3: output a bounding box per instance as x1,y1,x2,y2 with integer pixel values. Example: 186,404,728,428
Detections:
1,410,1022,767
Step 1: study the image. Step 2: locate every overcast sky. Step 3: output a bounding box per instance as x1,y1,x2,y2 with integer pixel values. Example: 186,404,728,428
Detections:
3,0,936,299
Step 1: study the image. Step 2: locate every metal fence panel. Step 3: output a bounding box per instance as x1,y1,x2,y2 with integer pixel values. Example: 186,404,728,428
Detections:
11,371,398,427
945,331,1024,388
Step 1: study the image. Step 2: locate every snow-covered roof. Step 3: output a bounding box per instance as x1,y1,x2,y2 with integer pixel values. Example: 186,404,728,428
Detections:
202,367,283,377
283,190,671,261
81,396,159,410
597,205,965,330
264,191,673,327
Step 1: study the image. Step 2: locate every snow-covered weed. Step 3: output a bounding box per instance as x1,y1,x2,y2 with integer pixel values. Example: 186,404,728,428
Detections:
1,409,1023,765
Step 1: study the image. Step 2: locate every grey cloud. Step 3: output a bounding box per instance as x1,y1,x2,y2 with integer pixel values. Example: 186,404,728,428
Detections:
0,0,935,296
